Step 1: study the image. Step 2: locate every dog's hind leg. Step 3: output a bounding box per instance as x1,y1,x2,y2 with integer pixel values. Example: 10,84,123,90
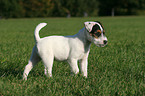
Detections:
42,54,54,77
23,46,41,80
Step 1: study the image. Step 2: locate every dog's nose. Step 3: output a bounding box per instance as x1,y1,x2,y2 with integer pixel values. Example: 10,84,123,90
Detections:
103,40,107,44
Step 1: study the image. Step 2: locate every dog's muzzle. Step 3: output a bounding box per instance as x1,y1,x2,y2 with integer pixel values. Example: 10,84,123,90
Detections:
97,40,108,47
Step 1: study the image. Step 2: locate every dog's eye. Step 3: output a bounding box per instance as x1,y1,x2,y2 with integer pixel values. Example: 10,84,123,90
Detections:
95,32,101,37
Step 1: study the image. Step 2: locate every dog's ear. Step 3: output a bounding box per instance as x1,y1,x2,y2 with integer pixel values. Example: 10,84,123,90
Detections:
84,21,97,32
94,21,105,30
94,21,101,24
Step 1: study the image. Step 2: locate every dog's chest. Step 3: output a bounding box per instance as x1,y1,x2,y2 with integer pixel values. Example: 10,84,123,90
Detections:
68,38,90,60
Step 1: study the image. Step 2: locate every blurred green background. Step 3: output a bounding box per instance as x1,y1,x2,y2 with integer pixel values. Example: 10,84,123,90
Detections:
0,0,145,18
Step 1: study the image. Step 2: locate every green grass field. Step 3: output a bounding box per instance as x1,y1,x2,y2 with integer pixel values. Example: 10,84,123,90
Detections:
0,16,144,95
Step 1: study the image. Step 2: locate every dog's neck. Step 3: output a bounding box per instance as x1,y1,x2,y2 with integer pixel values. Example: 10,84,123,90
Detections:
74,27,92,53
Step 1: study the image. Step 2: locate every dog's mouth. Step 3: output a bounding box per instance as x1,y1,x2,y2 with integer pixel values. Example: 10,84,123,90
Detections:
96,40,108,47
96,44,107,47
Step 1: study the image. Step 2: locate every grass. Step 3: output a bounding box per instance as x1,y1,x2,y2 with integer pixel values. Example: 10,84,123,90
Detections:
0,16,144,95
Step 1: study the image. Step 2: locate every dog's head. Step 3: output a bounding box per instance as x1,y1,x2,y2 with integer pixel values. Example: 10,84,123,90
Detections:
84,21,108,47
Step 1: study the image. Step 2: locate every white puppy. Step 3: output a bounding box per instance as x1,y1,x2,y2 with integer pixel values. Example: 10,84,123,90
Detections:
23,21,108,80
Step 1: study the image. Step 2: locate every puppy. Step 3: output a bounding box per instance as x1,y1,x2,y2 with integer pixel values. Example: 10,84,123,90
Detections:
23,21,108,80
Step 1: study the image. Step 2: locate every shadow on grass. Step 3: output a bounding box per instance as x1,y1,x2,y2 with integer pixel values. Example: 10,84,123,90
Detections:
0,60,47,80
0,63,23,79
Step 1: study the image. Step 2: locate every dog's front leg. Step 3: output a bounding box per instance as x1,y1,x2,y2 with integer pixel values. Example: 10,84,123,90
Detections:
79,58,88,78
68,59,79,75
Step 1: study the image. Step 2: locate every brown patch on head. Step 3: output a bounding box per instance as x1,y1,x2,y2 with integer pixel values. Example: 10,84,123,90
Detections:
93,34,98,39
97,30,101,33
88,21,105,38
89,33,97,39
90,30,102,39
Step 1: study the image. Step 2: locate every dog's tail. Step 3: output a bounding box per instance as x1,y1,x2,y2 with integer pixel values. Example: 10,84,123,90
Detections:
34,23,47,43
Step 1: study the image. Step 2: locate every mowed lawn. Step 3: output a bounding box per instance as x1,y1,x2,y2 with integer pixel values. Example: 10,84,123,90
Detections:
0,16,144,95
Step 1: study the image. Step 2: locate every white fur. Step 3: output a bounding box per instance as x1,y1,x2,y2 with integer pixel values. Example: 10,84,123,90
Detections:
34,23,47,42
23,22,107,80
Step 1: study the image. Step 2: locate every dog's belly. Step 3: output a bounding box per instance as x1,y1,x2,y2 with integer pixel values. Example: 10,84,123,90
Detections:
52,37,70,61
53,46,69,61
54,54,68,61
